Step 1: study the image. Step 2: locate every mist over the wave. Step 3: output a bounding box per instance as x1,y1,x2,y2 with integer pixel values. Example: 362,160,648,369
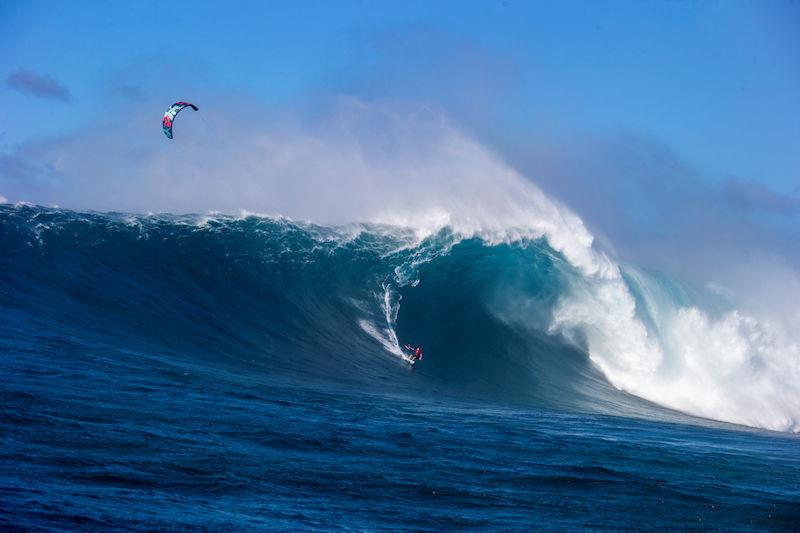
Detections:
1,94,613,276
501,133,800,331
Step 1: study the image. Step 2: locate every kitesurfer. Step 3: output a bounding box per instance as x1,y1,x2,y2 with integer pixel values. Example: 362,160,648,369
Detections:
404,344,423,362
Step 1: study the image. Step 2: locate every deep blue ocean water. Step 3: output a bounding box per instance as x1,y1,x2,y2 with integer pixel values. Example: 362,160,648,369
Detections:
1,205,798,530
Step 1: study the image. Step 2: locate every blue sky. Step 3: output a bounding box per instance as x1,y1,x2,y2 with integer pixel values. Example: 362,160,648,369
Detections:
2,0,798,190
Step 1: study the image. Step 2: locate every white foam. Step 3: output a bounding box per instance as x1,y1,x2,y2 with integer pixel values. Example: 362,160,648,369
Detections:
356,284,411,364
551,269,800,432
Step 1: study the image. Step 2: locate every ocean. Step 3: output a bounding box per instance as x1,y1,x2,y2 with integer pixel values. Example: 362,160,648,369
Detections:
1,204,798,530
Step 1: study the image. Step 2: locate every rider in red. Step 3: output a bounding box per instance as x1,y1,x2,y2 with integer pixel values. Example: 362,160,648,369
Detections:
404,344,423,362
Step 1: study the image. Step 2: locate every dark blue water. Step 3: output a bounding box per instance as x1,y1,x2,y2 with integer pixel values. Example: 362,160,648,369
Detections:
2,205,798,530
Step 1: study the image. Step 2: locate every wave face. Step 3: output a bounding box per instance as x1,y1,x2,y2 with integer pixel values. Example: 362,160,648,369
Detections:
1,204,798,432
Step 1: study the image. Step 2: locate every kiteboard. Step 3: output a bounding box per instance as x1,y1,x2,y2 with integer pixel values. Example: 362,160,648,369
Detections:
401,348,418,365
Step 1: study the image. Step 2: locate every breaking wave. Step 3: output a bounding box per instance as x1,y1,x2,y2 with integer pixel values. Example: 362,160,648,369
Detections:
1,203,797,432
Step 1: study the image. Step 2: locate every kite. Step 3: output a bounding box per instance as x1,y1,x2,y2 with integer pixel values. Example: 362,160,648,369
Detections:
162,101,198,139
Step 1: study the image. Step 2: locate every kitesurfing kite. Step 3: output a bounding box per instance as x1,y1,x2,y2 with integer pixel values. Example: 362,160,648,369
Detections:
162,101,198,139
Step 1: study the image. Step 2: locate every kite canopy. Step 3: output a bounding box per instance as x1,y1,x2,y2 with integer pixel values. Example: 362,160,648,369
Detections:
162,101,198,139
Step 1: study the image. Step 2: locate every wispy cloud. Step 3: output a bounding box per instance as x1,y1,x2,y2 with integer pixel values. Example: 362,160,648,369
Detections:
723,177,799,215
5,69,72,101
0,153,39,180
109,83,145,102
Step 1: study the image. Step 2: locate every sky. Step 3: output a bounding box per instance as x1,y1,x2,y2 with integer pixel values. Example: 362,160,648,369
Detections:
1,0,799,298
1,1,799,186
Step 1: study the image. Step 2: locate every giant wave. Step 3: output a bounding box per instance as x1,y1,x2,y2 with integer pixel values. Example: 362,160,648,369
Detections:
2,203,797,432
